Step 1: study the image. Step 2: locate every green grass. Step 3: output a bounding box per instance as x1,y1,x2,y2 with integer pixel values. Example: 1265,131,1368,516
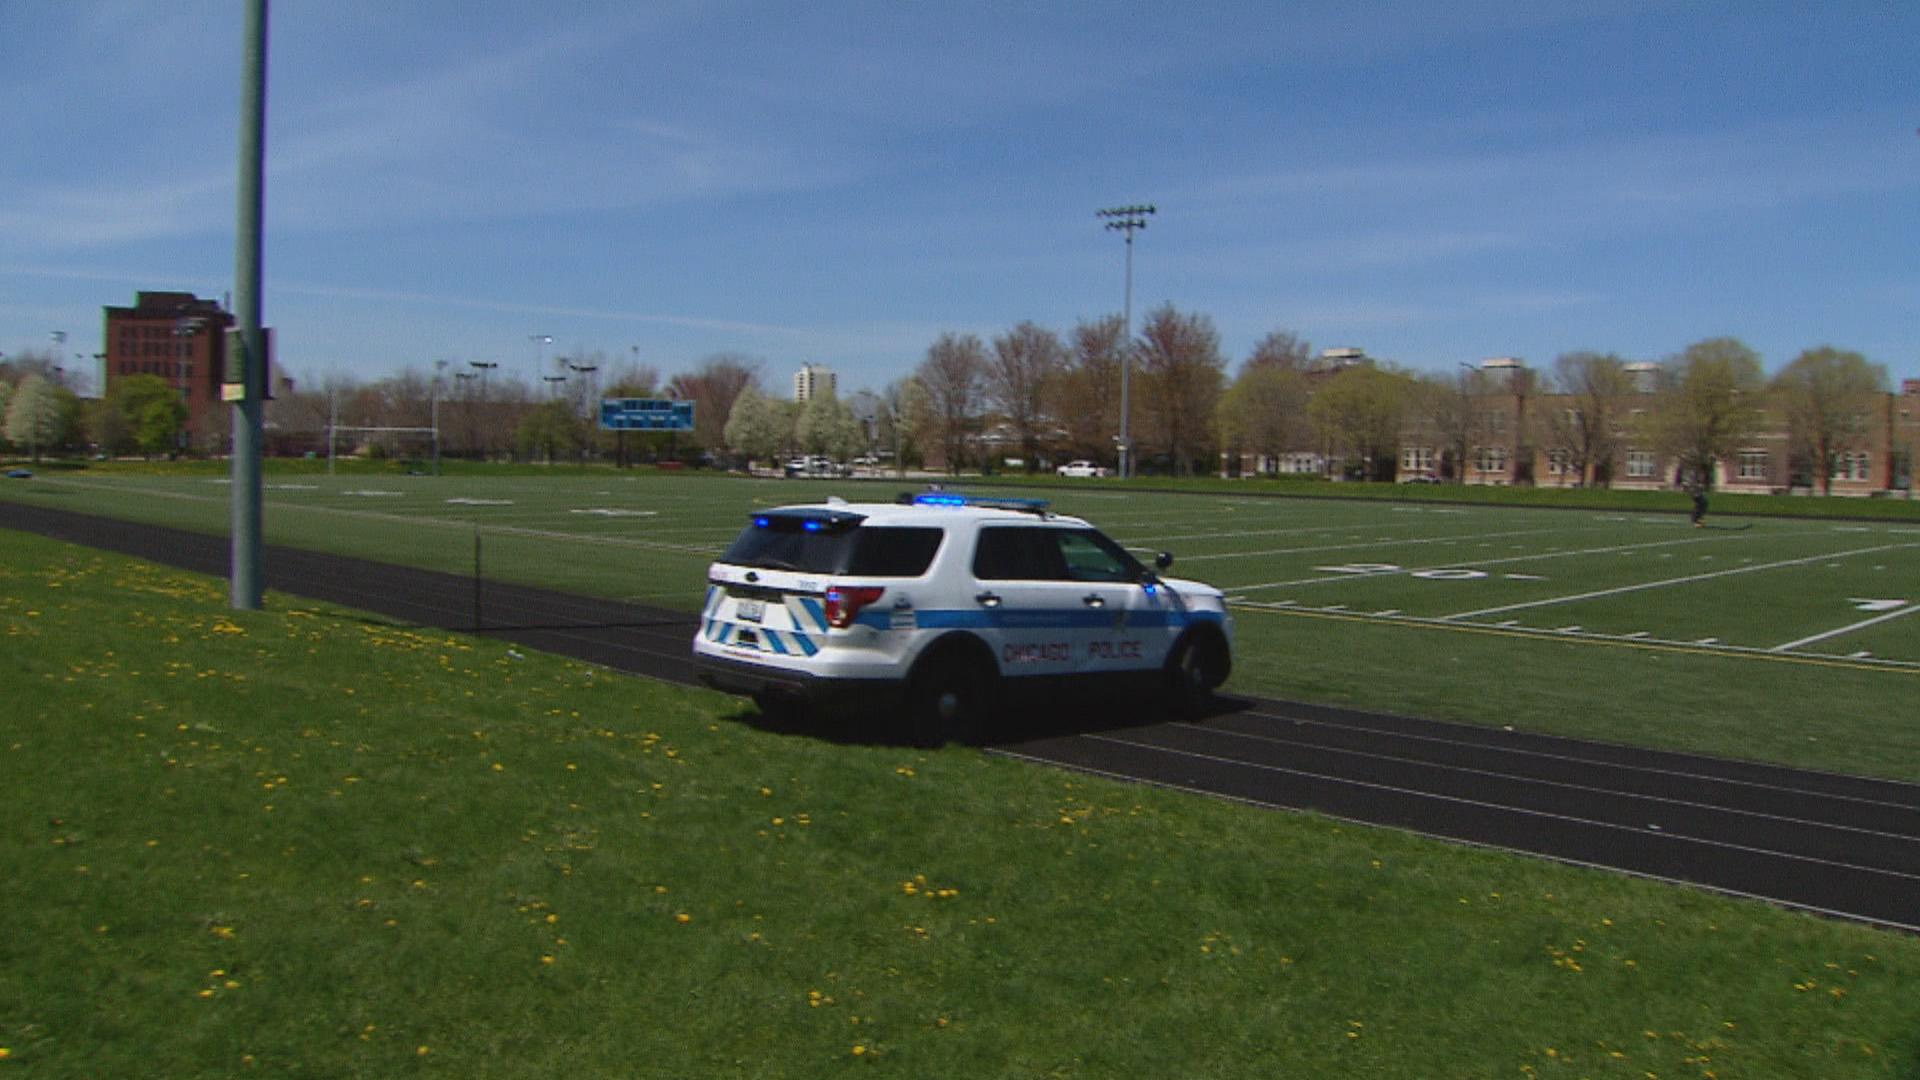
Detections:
3,530,1918,1078
4,466,1919,779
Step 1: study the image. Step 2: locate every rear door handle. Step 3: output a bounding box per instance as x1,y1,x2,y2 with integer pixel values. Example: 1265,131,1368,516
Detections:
975,591,1002,608
1082,594,1106,608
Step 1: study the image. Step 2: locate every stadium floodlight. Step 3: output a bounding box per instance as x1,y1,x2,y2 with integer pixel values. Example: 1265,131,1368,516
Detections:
1096,203,1155,480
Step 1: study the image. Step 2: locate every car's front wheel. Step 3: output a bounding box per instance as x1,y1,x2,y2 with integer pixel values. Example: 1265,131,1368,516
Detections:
1164,631,1229,717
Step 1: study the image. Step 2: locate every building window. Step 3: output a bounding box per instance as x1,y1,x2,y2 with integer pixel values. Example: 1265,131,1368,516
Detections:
1830,452,1870,482
1547,449,1570,476
1474,446,1508,473
1401,447,1433,474
1627,450,1656,479
1737,451,1768,481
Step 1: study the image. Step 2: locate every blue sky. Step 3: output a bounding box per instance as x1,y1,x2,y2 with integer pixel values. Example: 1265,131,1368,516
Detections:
3,1,1917,398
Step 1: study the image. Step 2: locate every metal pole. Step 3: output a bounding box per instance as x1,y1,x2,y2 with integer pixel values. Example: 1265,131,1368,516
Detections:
229,0,268,611
1097,204,1154,479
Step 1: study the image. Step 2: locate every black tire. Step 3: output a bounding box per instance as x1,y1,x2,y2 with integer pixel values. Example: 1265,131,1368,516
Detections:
1164,632,1227,717
906,650,996,747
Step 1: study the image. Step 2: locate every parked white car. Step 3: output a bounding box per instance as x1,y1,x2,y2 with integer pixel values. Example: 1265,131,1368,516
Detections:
692,491,1234,743
1056,460,1109,478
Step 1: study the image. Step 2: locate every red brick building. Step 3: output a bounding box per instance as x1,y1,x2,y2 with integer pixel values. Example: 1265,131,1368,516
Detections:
101,291,234,453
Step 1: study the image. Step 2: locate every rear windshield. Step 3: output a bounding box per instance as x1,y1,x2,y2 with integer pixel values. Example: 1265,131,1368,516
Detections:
720,520,944,577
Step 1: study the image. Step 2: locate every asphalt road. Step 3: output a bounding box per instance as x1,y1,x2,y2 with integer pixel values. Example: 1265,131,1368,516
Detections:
6,498,1917,933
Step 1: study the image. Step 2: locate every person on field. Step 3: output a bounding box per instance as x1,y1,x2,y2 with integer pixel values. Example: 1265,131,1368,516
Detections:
1689,482,1708,527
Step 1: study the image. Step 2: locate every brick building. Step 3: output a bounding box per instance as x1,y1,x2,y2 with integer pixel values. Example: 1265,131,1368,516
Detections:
101,291,234,453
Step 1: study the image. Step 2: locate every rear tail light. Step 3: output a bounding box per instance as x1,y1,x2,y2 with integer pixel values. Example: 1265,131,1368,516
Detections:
822,586,885,628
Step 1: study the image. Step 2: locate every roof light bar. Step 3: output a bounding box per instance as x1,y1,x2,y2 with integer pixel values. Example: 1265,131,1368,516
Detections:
906,491,1052,514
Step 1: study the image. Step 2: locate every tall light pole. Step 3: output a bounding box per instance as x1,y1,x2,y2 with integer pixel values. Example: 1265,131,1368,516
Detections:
431,359,447,475
530,334,552,384
468,360,497,459
1097,203,1154,479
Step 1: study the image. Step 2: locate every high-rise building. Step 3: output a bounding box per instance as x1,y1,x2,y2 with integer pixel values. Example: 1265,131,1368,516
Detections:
793,363,835,402
101,292,235,453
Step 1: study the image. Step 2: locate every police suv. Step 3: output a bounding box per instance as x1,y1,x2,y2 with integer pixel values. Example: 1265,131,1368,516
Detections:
692,491,1233,741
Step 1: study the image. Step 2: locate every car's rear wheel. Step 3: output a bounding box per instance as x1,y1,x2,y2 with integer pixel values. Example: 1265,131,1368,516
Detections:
906,650,996,747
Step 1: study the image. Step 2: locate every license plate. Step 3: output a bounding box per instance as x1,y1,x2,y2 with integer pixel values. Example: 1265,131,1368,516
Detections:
736,598,765,623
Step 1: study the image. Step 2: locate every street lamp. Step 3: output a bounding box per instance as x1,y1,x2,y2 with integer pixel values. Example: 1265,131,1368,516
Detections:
530,334,552,382
467,360,498,459
1096,204,1154,479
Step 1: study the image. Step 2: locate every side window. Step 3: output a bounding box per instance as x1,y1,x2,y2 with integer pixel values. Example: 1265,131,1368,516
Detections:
973,527,1067,581
1055,530,1135,582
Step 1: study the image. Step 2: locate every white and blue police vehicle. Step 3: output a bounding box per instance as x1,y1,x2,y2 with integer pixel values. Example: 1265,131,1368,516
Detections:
692,491,1234,741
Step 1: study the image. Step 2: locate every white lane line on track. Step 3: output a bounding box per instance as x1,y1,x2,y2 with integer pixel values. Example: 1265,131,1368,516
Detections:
1772,602,1920,653
1203,715,1920,819
1077,731,1920,882
1442,541,1920,621
986,746,1920,934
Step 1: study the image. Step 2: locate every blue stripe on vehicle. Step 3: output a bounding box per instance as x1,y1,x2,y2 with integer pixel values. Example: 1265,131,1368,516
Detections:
764,629,789,655
795,596,829,632
905,609,1166,631
793,632,819,657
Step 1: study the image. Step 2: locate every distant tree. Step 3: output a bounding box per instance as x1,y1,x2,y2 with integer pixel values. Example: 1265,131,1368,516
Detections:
1308,364,1412,481
881,377,928,473
1215,362,1308,473
107,373,187,459
1772,346,1888,495
84,396,130,457
667,353,761,451
1545,351,1635,487
795,390,861,460
1411,368,1483,484
1054,315,1125,464
1134,305,1227,475
1245,329,1313,371
723,385,790,466
513,400,581,464
4,374,64,461
987,321,1067,471
915,332,987,473
1651,337,1765,489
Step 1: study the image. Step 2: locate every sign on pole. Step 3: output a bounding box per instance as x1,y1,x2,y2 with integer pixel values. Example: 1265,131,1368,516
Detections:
600,398,695,431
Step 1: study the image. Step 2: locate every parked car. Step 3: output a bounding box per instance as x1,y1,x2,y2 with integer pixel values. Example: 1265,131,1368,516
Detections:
692,490,1233,743
1055,460,1109,478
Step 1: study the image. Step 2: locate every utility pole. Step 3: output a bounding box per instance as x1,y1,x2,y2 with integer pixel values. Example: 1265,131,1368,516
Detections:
229,0,268,610
467,360,497,460
1096,203,1154,479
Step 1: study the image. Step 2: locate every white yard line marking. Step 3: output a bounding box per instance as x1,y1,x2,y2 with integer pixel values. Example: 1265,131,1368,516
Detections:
1441,542,1918,622
1772,603,1920,653
1234,528,1826,593
1174,524,1580,565
1227,599,1920,671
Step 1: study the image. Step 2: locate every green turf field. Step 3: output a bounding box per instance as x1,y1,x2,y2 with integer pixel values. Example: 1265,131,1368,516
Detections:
4,531,1917,1077
5,469,1917,778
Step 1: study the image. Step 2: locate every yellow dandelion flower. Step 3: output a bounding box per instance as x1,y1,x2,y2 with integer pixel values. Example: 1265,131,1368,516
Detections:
851,1045,866,1056
675,912,691,924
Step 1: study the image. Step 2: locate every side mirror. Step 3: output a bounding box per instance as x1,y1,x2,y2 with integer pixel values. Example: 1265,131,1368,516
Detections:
1154,551,1174,571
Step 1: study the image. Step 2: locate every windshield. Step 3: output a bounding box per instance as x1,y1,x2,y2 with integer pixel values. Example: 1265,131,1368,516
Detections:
720,518,944,577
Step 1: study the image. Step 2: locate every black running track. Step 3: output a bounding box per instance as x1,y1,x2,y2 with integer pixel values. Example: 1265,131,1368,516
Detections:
6,499,1917,933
